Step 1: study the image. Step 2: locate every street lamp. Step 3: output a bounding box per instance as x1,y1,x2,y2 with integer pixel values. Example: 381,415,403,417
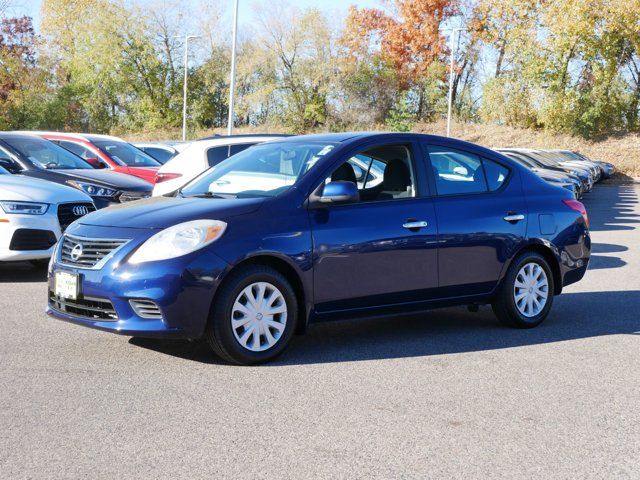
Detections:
227,0,240,135
175,34,201,141
444,27,466,138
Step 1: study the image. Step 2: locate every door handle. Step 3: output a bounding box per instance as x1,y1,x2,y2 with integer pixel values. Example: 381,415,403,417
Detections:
503,214,525,223
402,220,428,230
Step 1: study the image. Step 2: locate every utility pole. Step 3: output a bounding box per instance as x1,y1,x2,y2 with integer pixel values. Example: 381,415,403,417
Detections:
176,34,200,141
227,0,240,135
446,28,466,138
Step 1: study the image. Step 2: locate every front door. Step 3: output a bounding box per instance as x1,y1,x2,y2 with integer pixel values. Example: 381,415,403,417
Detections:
309,142,439,313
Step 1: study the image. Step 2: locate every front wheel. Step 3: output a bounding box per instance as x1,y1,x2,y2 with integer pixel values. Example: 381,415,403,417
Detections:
492,252,555,328
205,265,297,365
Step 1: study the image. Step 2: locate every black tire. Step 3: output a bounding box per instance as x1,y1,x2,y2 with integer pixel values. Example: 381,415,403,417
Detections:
204,265,298,365
492,252,555,328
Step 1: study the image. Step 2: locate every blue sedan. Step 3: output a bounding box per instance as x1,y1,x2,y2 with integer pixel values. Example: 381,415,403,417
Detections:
47,133,591,365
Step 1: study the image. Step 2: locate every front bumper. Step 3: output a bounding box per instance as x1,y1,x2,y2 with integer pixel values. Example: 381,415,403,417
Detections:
0,212,61,262
46,224,229,339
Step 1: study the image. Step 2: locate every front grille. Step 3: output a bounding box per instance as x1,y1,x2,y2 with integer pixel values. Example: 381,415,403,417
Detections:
57,202,96,232
9,229,57,251
129,299,162,319
60,235,128,268
118,191,150,203
49,292,117,320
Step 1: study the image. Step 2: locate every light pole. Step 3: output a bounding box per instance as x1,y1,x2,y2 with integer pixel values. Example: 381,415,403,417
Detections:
176,34,200,141
227,0,239,135
445,27,465,137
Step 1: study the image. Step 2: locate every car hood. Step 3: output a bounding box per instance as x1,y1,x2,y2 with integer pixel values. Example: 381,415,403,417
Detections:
0,174,92,203
78,195,265,229
56,169,153,190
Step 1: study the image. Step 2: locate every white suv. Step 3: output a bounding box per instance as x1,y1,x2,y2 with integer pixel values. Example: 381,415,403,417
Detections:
0,167,95,262
152,135,287,197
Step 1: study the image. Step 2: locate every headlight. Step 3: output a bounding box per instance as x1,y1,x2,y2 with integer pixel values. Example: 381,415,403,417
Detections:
66,180,116,197
0,201,48,215
128,220,227,264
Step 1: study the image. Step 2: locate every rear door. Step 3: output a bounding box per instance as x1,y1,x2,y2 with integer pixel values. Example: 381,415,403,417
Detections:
421,142,527,296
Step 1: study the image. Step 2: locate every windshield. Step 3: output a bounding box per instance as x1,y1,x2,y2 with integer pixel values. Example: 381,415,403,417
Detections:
556,151,583,161
92,139,160,167
522,151,559,167
3,136,93,169
181,142,336,198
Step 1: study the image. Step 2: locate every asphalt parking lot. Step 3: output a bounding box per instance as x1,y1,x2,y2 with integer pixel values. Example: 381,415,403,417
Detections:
1,183,639,479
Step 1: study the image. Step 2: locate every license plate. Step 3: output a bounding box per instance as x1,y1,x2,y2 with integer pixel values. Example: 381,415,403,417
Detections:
54,271,79,300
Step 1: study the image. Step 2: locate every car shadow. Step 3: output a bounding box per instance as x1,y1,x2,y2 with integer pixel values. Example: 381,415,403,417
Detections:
128,290,640,366
0,261,48,283
587,255,627,270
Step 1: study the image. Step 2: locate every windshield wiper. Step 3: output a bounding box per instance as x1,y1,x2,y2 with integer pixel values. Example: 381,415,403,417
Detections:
187,192,231,199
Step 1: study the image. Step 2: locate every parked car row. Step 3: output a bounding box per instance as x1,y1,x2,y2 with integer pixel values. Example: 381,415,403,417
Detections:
0,129,607,364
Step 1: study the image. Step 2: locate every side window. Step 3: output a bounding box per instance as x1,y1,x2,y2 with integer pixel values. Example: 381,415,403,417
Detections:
483,158,509,191
325,144,417,203
206,146,230,167
426,145,487,195
229,143,254,156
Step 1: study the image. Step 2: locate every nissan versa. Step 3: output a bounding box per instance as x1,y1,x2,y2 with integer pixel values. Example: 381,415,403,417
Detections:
47,133,591,365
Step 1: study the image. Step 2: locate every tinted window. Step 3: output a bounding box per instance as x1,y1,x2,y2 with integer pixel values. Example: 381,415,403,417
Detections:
206,143,255,168
483,158,509,191
206,146,229,167
92,139,160,167
427,145,487,195
229,143,254,156
142,147,175,164
3,136,93,169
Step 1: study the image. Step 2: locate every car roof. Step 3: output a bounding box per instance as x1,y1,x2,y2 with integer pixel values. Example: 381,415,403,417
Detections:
198,133,292,141
16,131,124,143
0,132,48,140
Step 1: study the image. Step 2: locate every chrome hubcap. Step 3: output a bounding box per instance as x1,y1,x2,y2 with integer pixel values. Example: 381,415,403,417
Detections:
231,282,287,352
514,262,549,318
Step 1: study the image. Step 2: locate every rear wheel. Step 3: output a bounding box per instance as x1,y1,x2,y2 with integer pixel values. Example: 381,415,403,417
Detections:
205,265,297,365
492,252,555,328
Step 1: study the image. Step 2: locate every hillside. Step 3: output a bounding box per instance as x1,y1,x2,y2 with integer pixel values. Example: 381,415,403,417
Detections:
124,121,640,179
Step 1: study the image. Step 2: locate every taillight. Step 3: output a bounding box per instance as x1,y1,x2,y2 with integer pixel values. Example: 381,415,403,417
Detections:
155,172,182,183
562,199,589,227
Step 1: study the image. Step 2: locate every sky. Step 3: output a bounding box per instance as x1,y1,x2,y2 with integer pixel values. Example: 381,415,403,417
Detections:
11,0,383,29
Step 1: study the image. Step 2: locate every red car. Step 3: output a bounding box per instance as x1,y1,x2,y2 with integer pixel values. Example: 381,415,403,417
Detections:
36,132,161,184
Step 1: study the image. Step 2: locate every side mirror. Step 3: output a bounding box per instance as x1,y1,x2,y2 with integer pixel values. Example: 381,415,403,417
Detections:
0,157,22,174
85,157,106,169
318,181,359,205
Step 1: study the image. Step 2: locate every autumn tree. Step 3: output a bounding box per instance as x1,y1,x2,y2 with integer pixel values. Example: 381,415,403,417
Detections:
0,16,51,129
341,0,458,121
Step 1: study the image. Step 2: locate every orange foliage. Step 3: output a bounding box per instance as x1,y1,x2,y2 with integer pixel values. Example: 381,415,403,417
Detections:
342,0,458,88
